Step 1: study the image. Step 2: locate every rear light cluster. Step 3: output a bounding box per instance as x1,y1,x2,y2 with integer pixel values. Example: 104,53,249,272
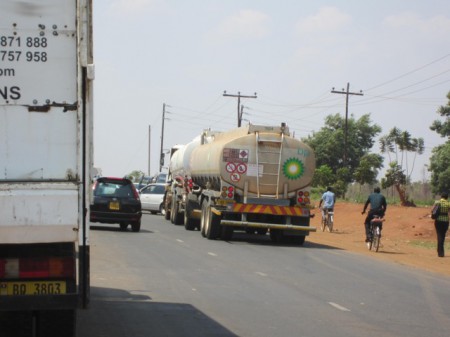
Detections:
188,179,194,191
0,257,74,280
221,185,235,199
297,190,311,205
131,184,140,200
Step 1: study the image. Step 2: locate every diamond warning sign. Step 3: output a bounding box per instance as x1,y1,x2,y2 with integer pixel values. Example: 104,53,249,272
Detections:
223,148,249,162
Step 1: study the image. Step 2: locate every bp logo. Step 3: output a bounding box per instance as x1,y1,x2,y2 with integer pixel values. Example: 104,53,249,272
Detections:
283,158,304,180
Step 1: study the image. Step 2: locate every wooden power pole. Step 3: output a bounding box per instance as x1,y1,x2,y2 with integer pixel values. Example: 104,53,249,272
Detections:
223,91,257,127
331,83,363,167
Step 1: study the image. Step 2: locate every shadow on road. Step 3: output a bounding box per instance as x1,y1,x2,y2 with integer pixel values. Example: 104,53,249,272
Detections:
220,232,344,250
90,225,154,234
77,286,238,337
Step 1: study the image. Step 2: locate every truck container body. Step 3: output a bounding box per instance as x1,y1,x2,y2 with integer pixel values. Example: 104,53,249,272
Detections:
0,0,93,335
165,124,317,244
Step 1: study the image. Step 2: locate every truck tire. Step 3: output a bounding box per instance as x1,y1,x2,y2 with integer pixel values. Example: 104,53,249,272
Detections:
200,200,207,237
171,198,184,225
120,222,128,231
221,225,233,241
290,235,306,246
36,309,76,337
270,229,283,243
203,200,220,240
184,199,198,231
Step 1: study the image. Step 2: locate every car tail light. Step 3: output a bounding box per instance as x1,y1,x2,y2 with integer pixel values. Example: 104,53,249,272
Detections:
0,259,7,278
0,257,75,280
131,184,140,199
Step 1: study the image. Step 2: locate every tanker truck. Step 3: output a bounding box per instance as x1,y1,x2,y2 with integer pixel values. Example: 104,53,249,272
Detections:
165,123,316,244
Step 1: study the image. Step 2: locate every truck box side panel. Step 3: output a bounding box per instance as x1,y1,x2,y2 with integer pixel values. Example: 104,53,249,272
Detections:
0,0,81,243
0,184,78,243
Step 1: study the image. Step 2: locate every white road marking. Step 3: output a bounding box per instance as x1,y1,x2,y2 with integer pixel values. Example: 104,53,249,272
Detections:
328,302,351,312
176,239,184,243
208,252,217,256
255,272,268,277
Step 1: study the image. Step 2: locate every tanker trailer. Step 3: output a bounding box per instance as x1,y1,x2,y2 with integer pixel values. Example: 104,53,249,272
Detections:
165,131,220,228
169,123,316,244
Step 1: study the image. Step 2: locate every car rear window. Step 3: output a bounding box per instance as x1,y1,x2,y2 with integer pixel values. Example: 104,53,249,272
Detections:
95,181,134,198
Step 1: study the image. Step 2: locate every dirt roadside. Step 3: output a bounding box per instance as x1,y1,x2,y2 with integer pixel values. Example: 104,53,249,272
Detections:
307,202,449,277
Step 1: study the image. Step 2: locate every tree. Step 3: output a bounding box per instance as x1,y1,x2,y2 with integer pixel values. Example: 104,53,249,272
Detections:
379,128,424,180
353,153,383,186
126,170,145,182
430,91,450,139
303,113,382,194
379,128,424,206
312,165,335,188
429,143,450,195
429,91,450,194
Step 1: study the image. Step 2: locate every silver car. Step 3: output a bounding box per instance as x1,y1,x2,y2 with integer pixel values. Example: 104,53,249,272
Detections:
139,183,166,214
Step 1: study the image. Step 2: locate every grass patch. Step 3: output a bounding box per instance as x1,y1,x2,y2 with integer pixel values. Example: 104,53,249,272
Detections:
410,240,450,250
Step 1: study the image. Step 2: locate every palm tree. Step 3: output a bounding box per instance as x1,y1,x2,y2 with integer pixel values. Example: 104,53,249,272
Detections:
379,128,424,206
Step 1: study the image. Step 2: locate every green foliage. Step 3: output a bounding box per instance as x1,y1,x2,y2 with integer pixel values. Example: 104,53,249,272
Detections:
312,165,334,188
430,91,450,139
429,142,450,194
303,113,382,191
381,161,406,189
429,91,450,194
354,154,383,185
126,170,145,182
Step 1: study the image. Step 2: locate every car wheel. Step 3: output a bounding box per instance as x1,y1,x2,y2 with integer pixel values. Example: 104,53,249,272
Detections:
131,221,141,232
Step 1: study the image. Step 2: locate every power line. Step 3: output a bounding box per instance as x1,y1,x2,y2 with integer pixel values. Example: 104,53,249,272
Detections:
364,52,450,92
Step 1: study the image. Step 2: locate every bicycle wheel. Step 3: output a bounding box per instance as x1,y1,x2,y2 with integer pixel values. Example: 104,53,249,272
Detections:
321,212,326,232
373,227,381,252
327,213,333,232
367,225,374,250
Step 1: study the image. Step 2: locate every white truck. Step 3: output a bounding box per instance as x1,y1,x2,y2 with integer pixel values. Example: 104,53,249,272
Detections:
165,124,316,245
0,1,93,336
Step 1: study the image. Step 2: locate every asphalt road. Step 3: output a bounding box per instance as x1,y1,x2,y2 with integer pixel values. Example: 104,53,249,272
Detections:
77,213,450,337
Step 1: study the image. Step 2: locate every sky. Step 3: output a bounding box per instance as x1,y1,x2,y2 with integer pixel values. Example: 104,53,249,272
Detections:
93,0,450,182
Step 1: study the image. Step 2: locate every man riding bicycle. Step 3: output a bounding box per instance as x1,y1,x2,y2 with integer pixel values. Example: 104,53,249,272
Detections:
319,187,336,223
361,187,387,243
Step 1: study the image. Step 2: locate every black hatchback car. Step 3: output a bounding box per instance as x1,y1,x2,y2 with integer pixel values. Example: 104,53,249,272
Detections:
90,177,142,232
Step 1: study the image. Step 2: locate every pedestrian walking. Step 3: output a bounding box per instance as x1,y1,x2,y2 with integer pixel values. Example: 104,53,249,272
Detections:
433,192,450,257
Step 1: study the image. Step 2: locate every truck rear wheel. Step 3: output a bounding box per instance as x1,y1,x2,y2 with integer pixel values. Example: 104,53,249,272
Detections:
184,199,199,231
36,309,76,337
171,198,184,225
221,226,233,241
202,200,220,240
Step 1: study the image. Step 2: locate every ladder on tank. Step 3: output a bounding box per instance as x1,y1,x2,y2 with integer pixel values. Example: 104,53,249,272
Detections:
255,132,284,198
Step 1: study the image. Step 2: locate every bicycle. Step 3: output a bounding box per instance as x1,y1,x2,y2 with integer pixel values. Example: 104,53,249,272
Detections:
320,207,334,232
367,215,384,252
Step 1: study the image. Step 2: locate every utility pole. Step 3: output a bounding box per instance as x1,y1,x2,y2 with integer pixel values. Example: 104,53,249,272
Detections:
160,103,170,172
148,125,151,176
223,91,257,127
331,83,363,167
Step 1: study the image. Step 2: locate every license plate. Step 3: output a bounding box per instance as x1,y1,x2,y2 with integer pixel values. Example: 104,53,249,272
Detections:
109,201,120,210
0,281,66,296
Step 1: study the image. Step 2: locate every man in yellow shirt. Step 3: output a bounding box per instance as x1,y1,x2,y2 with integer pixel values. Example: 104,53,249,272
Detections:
433,192,450,257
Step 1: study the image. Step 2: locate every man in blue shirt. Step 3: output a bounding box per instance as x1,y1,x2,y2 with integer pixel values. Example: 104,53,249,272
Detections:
319,187,335,223
362,187,387,242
